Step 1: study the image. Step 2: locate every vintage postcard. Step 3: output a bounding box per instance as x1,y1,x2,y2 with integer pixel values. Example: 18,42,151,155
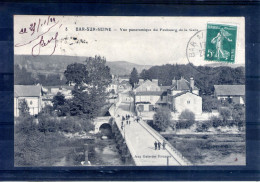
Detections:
14,16,245,166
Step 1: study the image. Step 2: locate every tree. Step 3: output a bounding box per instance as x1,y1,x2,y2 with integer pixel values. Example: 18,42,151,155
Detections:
219,107,231,125
18,99,30,117
64,55,112,119
129,67,139,88
52,92,66,110
177,109,195,129
52,92,70,116
153,107,172,132
64,63,89,85
232,104,245,128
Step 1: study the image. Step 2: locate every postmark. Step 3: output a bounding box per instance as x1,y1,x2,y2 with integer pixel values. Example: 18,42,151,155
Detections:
205,23,237,63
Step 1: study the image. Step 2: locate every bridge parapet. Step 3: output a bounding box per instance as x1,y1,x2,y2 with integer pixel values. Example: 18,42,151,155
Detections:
139,120,192,166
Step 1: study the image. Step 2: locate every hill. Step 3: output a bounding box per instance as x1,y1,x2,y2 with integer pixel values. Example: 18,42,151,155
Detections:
14,55,152,76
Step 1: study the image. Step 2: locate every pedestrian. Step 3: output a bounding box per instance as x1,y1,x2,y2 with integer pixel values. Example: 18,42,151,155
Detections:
121,121,123,127
126,120,129,125
158,142,161,150
162,140,166,150
121,125,123,130
154,141,157,150
129,120,131,125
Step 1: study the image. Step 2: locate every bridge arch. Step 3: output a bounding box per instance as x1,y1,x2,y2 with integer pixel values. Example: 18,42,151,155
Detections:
93,116,113,134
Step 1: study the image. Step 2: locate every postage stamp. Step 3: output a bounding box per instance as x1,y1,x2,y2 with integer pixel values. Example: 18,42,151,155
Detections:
205,23,237,63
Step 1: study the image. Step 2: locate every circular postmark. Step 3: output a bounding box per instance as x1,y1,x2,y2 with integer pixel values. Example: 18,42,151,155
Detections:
186,30,230,75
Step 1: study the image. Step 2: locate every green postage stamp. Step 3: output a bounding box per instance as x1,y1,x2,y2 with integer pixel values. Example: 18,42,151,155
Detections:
205,23,237,63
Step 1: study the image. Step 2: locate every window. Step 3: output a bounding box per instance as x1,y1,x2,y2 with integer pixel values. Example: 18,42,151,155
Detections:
187,100,190,104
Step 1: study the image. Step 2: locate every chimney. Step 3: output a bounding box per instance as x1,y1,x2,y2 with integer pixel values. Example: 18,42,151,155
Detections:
190,77,194,92
152,79,158,85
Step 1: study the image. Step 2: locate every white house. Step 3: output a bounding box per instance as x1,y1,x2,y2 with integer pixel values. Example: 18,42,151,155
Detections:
169,91,202,114
214,85,245,105
14,85,43,117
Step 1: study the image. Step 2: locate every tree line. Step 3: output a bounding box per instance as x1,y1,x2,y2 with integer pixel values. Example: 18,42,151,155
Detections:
14,64,66,86
129,64,245,95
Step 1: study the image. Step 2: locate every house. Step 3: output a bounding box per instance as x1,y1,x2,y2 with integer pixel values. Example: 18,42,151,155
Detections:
134,77,203,114
134,79,168,112
106,80,118,94
167,77,202,114
41,85,74,107
118,80,131,92
214,85,245,104
168,91,202,114
14,85,43,117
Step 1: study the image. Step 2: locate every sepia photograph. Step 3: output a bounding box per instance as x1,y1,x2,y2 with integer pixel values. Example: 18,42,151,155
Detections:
14,16,245,166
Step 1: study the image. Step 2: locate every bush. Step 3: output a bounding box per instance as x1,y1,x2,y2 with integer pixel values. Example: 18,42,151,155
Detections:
58,116,94,133
153,107,172,132
38,114,58,133
177,110,195,129
196,120,212,132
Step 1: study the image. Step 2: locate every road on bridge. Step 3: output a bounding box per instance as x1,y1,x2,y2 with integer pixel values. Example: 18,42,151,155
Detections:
114,90,189,166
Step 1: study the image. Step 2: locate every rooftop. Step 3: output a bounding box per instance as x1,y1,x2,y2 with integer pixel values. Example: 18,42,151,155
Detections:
14,85,42,97
170,77,198,91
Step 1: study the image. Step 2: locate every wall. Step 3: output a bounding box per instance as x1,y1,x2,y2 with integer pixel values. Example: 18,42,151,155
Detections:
135,81,160,92
14,97,41,116
135,95,161,105
173,92,202,114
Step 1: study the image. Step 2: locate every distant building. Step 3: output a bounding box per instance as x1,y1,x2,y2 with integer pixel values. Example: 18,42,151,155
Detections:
134,79,168,112
41,85,74,107
168,91,202,114
118,80,131,92
167,77,202,114
107,80,119,94
214,85,245,105
134,77,202,114
14,85,43,117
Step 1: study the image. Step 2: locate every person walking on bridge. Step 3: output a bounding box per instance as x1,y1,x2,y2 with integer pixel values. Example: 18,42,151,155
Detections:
162,140,166,150
158,142,161,150
154,141,158,150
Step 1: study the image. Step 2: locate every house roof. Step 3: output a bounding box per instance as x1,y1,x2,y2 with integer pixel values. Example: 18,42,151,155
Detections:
160,86,171,91
135,91,165,96
170,77,198,91
171,91,200,98
214,85,245,96
135,79,160,91
14,85,42,97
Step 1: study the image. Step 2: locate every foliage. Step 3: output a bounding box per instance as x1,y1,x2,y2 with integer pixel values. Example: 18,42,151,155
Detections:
18,99,30,117
64,55,112,119
64,63,89,85
14,64,66,86
209,115,226,127
14,64,36,85
219,107,232,123
139,64,245,95
38,114,58,133
177,110,195,129
52,92,70,116
231,104,245,128
202,95,220,112
153,107,172,132
129,67,139,88
196,120,212,132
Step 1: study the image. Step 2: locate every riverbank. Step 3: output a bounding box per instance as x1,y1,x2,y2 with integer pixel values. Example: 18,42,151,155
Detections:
164,133,245,165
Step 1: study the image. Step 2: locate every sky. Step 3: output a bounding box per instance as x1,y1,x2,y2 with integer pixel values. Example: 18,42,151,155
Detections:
14,16,245,66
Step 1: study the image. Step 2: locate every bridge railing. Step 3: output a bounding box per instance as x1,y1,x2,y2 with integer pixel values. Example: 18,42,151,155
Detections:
114,117,141,166
139,120,192,165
